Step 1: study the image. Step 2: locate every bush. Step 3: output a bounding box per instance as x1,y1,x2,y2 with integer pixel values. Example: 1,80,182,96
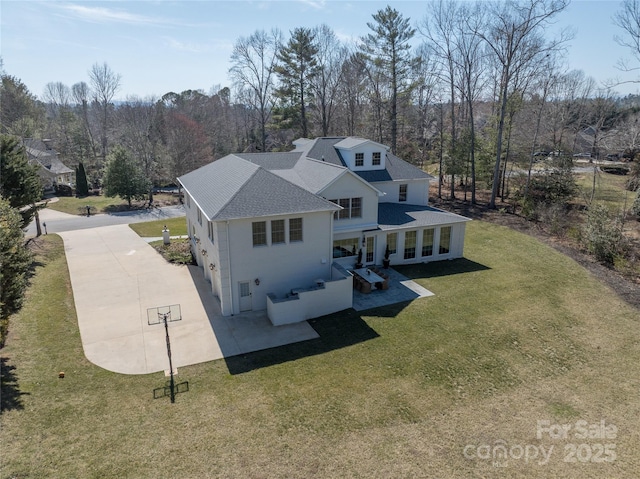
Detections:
582,204,626,265
632,188,640,220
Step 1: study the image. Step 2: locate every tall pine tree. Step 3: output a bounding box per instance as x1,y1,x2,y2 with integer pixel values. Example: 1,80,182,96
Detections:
75,161,89,197
360,6,416,154
274,28,320,138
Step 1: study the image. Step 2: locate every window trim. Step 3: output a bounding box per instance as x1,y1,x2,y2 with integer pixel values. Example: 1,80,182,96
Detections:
422,228,434,257
271,219,285,244
289,217,303,242
372,151,381,166
252,221,267,247
399,184,408,202
355,152,364,167
404,230,416,259
439,226,452,255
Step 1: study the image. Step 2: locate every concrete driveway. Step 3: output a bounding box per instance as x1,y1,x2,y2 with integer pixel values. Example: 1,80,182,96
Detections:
60,225,318,375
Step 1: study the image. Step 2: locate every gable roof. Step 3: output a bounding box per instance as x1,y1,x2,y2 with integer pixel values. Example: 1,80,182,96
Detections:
177,155,339,221
301,137,432,182
334,137,388,150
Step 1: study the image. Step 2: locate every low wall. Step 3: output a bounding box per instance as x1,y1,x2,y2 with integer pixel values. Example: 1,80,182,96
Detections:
267,265,353,326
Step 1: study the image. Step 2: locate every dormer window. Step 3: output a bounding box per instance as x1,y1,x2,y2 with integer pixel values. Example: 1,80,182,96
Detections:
355,152,364,167
372,152,381,165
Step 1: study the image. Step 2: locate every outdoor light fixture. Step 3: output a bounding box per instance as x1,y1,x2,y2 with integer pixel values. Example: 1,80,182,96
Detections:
209,263,215,270
254,278,260,286
201,249,207,256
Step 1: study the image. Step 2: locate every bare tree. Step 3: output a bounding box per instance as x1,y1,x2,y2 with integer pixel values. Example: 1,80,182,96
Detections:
476,0,570,208
312,25,347,136
614,0,640,80
420,0,462,199
88,62,122,166
72,81,99,170
230,29,282,152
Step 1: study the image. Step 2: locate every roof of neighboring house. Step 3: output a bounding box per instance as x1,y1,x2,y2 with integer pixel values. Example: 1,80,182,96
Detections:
178,155,340,221
377,203,470,231
23,138,74,175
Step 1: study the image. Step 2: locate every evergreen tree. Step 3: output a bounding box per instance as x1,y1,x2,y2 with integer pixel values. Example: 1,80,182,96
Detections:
103,146,151,208
0,196,33,346
274,27,320,138
75,162,89,197
360,6,416,154
0,135,43,227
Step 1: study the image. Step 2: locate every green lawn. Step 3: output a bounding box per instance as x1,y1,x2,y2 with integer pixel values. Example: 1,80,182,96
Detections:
47,193,180,215
2,222,639,478
128,217,187,237
575,168,635,211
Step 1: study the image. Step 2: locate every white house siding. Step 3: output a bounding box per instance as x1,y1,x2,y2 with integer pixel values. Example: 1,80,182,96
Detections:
225,211,334,315
375,179,430,206
320,173,379,233
385,222,467,266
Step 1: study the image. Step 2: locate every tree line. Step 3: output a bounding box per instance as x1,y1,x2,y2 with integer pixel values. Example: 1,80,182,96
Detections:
2,0,640,209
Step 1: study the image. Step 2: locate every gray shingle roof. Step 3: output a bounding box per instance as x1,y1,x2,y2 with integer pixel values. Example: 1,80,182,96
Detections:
377,203,470,231
178,155,339,221
303,137,432,182
235,152,303,170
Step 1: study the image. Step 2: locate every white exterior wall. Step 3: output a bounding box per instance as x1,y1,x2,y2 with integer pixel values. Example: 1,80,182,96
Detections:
389,222,467,266
337,144,387,171
267,270,352,325
226,211,334,315
321,173,379,233
376,179,430,205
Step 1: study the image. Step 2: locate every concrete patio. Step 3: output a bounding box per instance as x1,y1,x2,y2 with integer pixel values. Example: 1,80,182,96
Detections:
351,266,434,311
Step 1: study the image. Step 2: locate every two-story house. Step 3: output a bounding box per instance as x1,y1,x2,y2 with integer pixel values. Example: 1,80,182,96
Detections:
178,137,470,325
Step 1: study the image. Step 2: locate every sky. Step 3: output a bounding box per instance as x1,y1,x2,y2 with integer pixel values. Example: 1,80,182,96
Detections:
1,0,640,101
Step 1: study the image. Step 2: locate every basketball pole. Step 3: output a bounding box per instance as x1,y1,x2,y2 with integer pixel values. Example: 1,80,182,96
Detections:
161,312,176,404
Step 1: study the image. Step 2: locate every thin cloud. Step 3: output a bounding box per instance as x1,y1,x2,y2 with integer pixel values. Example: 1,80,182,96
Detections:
297,0,326,9
52,3,173,26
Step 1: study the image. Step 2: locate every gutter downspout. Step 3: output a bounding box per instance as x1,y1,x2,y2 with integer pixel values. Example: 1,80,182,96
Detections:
226,221,234,315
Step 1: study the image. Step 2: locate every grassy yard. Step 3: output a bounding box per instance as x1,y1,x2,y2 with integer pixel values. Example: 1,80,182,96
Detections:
47,193,180,215
2,222,639,478
575,168,634,211
128,217,188,237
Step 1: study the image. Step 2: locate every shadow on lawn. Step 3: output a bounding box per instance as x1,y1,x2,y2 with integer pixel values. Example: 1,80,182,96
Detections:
224,309,379,375
395,257,490,279
0,357,29,413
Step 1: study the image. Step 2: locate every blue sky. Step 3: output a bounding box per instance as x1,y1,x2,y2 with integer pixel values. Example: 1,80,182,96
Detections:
1,0,639,101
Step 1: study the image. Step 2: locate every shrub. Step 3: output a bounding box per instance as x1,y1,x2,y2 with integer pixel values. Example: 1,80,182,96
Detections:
582,204,626,265
630,188,640,221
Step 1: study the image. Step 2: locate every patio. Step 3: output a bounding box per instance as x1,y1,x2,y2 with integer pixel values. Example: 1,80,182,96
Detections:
351,266,434,311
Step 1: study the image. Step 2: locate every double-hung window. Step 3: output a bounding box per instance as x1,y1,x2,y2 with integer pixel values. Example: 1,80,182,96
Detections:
386,233,397,255
271,219,285,244
422,229,434,257
355,152,364,167
399,184,408,202
439,226,451,254
372,152,381,165
208,222,215,243
252,221,267,247
404,231,416,259
289,218,303,242
331,198,363,220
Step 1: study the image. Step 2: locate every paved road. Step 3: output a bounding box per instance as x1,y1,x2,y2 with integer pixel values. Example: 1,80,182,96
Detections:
25,204,186,237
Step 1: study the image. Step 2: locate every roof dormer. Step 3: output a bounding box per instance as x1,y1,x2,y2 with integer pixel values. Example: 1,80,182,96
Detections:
334,137,389,172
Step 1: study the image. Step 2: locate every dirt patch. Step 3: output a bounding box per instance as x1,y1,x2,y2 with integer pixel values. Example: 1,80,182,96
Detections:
431,193,640,311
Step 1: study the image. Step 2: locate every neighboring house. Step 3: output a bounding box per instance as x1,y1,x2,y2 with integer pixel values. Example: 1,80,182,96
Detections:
22,138,74,190
178,137,470,325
